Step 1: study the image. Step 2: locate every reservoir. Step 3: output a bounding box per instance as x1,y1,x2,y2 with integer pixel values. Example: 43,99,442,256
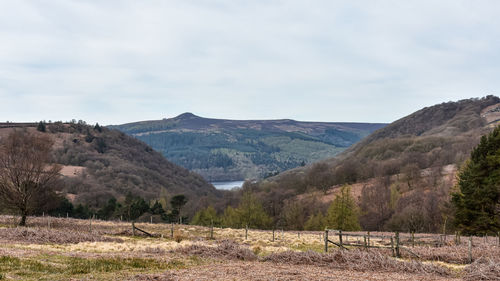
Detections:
211,181,245,190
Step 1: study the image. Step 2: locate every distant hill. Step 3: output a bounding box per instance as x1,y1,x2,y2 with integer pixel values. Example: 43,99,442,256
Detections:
247,95,500,232
110,114,386,181
0,122,220,216
267,95,500,188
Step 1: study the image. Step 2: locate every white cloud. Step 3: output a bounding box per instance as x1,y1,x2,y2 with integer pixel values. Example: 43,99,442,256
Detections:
1,0,500,124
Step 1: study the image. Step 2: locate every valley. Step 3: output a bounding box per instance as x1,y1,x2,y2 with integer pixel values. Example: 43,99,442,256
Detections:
110,113,386,181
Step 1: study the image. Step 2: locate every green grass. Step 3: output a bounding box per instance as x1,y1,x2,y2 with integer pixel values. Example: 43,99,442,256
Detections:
67,256,186,274
288,242,324,253
0,255,189,280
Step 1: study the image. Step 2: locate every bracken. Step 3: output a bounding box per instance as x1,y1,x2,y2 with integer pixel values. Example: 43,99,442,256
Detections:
0,227,122,244
263,249,451,276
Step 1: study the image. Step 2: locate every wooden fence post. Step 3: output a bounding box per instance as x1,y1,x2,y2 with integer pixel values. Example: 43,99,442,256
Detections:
367,231,371,247
272,228,275,242
150,216,153,224
363,235,367,249
170,223,174,238
390,237,395,257
324,229,328,253
245,225,248,240
411,232,415,248
66,212,69,219
210,220,214,239
281,228,284,240
339,230,343,250
395,232,400,258
468,236,473,263
132,221,136,236
89,217,92,233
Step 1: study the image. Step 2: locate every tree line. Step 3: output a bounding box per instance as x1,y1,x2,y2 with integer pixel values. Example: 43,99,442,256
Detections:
191,186,361,231
48,193,189,223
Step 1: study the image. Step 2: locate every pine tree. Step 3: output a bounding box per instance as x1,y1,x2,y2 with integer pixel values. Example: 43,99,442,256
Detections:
170,194,188,223
452,126,500,235
221,192,272,229
94,123,102,132
37,121,46,132
326,185,361,231
304,211,326,230
222,206,240,228
237,191,272,229
191,206,219,226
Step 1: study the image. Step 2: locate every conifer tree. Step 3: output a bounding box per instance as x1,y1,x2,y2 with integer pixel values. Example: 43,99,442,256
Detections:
222,206,240,228
237,191,272,229
221,192,271,229
452,126,500,235
191,205,219,226
37,121,46,132
304,211,326,230
326,185,361,231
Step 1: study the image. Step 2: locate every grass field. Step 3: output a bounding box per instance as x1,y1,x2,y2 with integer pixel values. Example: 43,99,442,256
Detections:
0,215,498,280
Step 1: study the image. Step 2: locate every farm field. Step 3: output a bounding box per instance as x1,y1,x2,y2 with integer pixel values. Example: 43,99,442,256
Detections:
0,215,498,280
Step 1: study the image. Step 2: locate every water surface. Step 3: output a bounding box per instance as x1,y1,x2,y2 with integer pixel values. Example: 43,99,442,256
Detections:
211,181,245,190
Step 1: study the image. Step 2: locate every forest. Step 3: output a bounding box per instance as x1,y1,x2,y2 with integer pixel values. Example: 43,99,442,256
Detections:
111,113,385,181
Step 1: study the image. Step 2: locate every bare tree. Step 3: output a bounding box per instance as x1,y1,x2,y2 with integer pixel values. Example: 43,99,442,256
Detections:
0,130,62,226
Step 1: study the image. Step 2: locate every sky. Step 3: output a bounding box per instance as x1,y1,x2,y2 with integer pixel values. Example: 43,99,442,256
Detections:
1,1,500,125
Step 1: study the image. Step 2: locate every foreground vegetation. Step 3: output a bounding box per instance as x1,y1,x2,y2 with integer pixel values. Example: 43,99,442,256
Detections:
0,216,498,280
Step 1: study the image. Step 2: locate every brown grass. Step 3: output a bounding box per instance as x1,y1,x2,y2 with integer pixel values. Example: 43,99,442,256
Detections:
0,227,121,244
402,245,500,264
463,258,500,281
263,249,452,277
130,261,458,281
173,240,257,261
1,215,498,280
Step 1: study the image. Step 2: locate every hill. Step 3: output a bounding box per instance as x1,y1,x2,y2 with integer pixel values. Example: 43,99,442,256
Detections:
245,95,500,232
110,113,386,181
0,122,220,216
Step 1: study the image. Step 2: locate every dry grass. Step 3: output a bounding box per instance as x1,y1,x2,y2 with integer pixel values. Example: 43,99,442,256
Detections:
463,258,500,281
1,215,499,280
263,249,452,277
130,261,458,281
0,227,121,244
173,240,257,261
403,245,500,264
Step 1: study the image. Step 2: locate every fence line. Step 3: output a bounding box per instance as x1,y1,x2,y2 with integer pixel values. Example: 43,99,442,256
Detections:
322,229,500,263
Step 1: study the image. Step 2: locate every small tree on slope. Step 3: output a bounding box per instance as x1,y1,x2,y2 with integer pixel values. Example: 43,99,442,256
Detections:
326,185,361,231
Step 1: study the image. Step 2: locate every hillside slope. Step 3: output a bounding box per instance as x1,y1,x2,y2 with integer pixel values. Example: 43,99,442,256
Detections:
272,95,500,186
110,113,386,181
0,122,220,215
246,95,500,232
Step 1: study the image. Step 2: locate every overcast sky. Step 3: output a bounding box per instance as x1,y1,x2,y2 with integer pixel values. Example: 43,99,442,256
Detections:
1,1,499,125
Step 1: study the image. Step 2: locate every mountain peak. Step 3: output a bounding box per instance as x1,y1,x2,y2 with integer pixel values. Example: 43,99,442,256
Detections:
175,112,200,120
